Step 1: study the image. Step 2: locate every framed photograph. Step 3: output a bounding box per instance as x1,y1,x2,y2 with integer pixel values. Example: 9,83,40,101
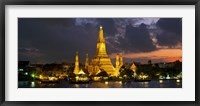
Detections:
0,0,199,106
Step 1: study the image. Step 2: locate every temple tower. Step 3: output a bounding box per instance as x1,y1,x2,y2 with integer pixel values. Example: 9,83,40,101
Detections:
85,53,89,69
115,54,120,71
130,63,137,78
90,26,118,76
119,54,123,67
74,52,79,75
96,26,107,57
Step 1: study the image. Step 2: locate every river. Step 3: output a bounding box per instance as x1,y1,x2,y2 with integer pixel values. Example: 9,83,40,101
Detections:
18,80,182,88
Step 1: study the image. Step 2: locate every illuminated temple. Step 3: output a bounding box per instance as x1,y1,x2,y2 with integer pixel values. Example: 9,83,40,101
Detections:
74,26,123,76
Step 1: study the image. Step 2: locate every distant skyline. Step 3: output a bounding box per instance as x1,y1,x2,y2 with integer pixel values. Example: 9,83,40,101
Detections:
18,18,182,64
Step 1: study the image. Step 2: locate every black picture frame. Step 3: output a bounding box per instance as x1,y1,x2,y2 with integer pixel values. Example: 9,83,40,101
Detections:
0,0,199,106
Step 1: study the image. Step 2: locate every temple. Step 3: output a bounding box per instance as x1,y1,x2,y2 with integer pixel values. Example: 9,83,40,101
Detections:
73,52,79,75
88,26,119,76
73,52,86,75
73,26,123,76
85,53,89,69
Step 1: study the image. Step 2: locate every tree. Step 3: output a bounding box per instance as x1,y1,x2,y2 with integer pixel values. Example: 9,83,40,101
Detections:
119,67,134,79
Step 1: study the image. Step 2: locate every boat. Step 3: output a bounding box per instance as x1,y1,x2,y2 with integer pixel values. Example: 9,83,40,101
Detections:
38,76,60,83
69,76,90,84
134,73,151,82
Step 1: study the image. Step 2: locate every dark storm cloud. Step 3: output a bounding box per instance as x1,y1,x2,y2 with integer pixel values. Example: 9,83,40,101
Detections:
75,18,116,36
102,18,160,54
157,18,182,34
18,18,97,63
106,23,156,53
97,18,116,36
125,23,156,52
156,18,182,46
30,18,75,27
156,32,180,47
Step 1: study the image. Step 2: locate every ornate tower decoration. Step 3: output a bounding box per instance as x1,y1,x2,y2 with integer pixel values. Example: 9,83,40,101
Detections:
130,63,137,72
85,53,89,69
115,54,120,71
74,52,79,75
96,26,107,57
130,63,137,78
89,26,118,76
119,54,123,67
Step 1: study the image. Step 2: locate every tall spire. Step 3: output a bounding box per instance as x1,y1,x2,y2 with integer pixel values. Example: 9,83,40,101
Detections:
74,52,79,74
119,54,123,67
116,53,120,69
96,26,107,56
98,25,105,43
115,54,119,68
85,53,89,69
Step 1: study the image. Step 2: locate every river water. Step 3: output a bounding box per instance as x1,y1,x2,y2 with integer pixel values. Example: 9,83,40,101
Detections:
18,80,182,88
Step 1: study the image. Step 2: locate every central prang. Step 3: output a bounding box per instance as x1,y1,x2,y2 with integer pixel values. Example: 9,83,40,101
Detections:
74,26,123,77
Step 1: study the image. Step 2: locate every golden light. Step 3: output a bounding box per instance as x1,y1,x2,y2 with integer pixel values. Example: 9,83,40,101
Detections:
103,77,108,80
156,73,160,76
159,80,163,83
78,69,85,75
139,74,148,79
94,77,100,81
39,75,43,79
176,79,180,83
105,81,108,84
48,77,58,81
143,75,148,79
75,76,79,80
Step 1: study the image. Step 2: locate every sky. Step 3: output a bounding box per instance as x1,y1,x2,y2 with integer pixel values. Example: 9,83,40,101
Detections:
18,18,182,64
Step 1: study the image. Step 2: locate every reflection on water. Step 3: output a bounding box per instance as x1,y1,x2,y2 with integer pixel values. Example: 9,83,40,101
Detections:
18,80,182,88
31,81,35,88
